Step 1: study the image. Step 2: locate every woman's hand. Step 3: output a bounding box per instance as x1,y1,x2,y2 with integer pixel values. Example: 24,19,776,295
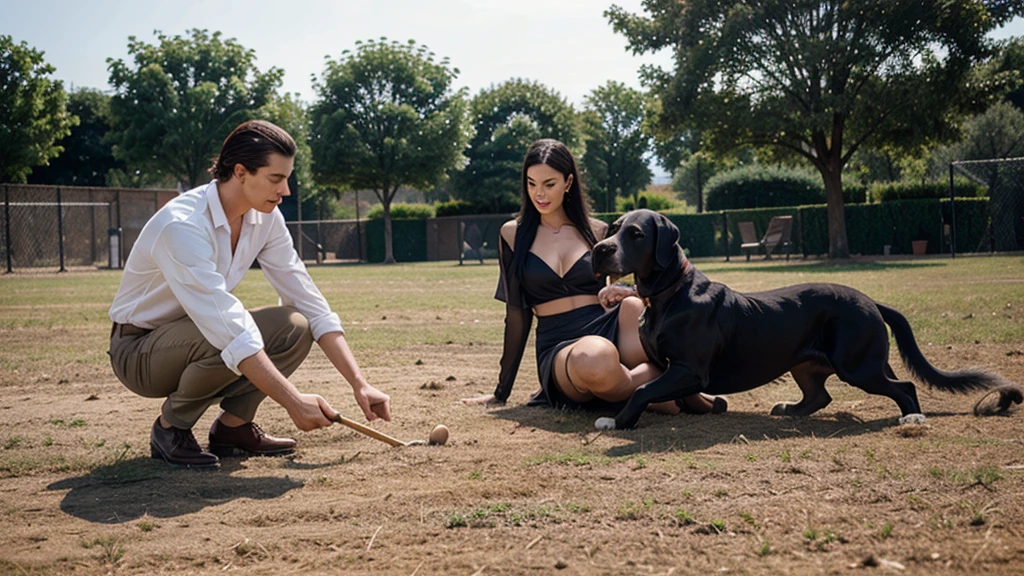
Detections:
460,393,504,406
599,284,638,308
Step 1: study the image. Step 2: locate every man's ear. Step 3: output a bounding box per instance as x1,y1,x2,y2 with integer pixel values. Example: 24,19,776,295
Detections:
654,213,680,269
233,163,248,182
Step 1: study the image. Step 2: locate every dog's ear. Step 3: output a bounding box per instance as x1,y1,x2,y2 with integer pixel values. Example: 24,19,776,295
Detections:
608,218,622,237
654,213,681,269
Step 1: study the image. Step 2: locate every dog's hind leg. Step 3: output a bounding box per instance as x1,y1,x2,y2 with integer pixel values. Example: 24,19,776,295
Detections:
852,375,924,424
771,361,834,417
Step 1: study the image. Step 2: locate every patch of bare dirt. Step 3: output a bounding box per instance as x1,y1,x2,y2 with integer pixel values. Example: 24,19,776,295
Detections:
1,338,1023,575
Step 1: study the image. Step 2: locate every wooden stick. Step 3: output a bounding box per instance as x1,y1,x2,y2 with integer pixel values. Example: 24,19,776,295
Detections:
367,524,383,551
332,414,406,447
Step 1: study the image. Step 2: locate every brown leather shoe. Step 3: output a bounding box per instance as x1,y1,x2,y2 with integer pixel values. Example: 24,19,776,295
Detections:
208,420,296,457
150,418,219,468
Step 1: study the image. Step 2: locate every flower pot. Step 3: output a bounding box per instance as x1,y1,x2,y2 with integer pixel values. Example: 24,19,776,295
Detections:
911,240,928,256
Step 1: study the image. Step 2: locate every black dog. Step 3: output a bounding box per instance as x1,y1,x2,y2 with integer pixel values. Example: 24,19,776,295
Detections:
591,209,1012,430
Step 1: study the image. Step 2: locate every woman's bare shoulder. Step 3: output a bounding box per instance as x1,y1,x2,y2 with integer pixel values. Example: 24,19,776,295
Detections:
500,219,518,247
590,218,609,241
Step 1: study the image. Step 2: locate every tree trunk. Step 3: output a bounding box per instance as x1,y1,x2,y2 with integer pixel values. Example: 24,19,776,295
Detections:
821,167,850,259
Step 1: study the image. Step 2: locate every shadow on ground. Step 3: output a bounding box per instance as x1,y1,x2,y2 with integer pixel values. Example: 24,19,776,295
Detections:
46,457,303,524
487,403,968,457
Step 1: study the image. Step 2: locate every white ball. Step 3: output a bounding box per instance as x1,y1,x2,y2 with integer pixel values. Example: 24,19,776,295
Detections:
428,424,449,445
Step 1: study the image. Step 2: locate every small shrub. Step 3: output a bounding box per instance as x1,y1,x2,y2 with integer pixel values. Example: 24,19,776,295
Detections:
435,200,476,217
705,165,825,210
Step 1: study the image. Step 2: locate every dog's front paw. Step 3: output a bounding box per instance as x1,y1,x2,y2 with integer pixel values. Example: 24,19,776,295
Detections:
898,413,926,425
595,417,617,430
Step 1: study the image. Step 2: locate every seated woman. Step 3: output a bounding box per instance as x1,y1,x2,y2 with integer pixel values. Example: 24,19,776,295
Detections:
461,139,726,415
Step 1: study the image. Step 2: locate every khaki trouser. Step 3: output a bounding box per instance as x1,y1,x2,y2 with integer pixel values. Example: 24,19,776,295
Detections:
108,306,314,429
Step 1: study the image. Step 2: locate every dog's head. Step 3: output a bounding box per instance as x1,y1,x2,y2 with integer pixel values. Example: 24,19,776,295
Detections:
592,209,685,295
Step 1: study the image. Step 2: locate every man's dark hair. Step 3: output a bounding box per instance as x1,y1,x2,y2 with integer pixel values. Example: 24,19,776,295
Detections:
209,120,297,182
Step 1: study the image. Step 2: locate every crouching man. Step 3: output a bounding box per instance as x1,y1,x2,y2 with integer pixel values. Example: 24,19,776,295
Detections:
108,120,390,468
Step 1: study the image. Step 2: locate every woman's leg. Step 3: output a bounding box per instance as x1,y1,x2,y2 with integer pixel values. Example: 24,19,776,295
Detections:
552,336,634,403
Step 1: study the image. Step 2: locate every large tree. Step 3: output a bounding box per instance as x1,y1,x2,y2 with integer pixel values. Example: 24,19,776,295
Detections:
0,35,76,183
106,29,283,188
580,81,652,212
456,79,580,213
28,88,123,186
608,0,1022,258
309,39,469,263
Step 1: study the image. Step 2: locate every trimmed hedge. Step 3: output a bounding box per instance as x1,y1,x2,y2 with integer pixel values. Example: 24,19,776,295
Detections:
435,200,476,217
870,181,985,202
366,203,435,220
705,165,825,210
365,219,428,262
798,198,987,256
363,198,991,261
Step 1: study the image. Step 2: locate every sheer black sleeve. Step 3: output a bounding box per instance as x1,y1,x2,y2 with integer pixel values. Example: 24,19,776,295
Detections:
493,234,533,403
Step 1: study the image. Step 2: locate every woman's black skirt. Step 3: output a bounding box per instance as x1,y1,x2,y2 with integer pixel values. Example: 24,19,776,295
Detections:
529,304,625,411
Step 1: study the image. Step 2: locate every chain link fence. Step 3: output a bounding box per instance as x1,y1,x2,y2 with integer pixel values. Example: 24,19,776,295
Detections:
2,184,176,272
951,158,1024,254
285,220,366,263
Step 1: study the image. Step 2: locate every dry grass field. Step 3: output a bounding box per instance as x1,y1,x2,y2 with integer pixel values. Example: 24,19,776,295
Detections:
0,255,1022,575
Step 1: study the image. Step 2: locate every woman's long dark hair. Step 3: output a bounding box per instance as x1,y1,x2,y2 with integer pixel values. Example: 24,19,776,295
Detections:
512,139,597,280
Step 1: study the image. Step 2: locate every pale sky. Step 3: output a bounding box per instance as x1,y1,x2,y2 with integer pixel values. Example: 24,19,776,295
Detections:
10,1,1018,108
4,0,1022,182
1,0,679,107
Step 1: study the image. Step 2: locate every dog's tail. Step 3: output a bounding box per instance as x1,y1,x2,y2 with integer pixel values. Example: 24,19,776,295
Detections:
878,303,1011,393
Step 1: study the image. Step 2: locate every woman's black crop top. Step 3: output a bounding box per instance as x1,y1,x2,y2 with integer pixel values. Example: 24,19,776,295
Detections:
492,233,605,402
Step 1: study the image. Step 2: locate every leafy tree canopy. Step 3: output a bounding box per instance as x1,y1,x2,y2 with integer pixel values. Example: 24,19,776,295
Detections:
580,81,652,213
0,35,76,183
309,38,469,262
607,0,1023,257
106,29,283,188
455,79,580,213
28,88,123,186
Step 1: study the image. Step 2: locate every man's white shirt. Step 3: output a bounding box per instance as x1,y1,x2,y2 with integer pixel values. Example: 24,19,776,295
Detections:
109,181,343,374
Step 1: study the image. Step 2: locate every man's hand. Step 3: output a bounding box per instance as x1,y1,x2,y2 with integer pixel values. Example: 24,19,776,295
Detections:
354,384,391,422
598,284,637,308
287,393,338,431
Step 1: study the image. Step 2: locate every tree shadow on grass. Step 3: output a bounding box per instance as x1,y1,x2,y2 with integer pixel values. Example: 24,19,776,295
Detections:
46,457,303,524
488,403,954,457
698,259,949,276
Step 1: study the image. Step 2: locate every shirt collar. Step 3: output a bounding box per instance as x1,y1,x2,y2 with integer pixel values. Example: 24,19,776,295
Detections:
205,181,263,229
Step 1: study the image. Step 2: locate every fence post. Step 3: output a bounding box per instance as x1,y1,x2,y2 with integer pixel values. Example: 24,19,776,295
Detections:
116,190,123,266
4,185,11,273
57,186,66,272
722,212,730,262
89,189,97,265
948,163,957,259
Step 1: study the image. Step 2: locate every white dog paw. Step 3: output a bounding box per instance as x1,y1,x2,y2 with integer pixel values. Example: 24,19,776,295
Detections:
899,413,926,425
595,417,617,430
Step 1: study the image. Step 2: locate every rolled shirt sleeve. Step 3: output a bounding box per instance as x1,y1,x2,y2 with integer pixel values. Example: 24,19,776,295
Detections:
150,221,264,375
256,210,344,340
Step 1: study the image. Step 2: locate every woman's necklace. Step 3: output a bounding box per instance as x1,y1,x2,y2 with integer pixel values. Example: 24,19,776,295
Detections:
541,221,570,234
